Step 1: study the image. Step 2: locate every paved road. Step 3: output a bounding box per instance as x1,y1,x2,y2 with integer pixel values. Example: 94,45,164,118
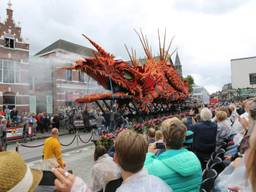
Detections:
7,132,95,162
28,144,95,185
7,133,96,185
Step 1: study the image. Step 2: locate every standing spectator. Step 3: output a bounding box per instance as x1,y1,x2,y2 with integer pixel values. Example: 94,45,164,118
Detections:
0,109,5,116
40,113,45,133
0,118,7,151
10,108,18,122
5,106,11,121
190,107,217,167
144,117,202,191
44,114,51,132
43,128,65,168
82,108,90,131
36,113,44,133
91,145,120,192
96,112,105,131
52,114,60,130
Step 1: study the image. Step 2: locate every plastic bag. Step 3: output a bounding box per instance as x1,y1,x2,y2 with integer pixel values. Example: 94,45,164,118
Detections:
213,159,251,192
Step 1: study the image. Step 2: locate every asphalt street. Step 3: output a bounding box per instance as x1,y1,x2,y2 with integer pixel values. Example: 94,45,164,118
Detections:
7,133,95,184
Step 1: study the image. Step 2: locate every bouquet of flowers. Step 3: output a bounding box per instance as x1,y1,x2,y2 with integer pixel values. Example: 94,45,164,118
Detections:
133,123,144,134
114,127,128,136
95,133,114,150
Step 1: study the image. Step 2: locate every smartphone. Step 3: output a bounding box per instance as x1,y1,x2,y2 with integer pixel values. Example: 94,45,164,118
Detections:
155,142,165,149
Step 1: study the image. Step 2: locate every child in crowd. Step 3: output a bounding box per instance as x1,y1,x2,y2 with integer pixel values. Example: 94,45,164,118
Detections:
91,145,120,192
147,128,156,144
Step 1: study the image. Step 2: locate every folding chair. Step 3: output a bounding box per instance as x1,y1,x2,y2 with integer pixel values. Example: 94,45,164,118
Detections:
206,157,222,170
211,148,225,160
210,161,226,175
39,170,73,186
201,169,218,192
105,178,123,192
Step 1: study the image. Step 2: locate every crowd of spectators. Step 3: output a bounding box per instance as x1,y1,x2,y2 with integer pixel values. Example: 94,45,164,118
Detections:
1,99,256,191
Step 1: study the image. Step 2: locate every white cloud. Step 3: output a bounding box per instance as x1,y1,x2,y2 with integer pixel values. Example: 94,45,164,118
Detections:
1,0,256,94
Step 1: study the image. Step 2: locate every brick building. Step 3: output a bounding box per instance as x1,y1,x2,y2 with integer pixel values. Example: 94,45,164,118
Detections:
0,1,30,112
34,39,105,113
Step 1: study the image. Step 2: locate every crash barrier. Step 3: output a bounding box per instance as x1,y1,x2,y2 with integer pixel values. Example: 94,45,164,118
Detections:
15,131,94,152
78,130,94,144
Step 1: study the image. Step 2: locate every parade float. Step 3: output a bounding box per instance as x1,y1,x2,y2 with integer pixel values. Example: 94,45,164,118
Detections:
66,31,190,129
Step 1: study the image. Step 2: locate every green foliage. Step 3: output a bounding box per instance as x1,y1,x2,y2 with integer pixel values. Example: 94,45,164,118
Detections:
183,75,194,93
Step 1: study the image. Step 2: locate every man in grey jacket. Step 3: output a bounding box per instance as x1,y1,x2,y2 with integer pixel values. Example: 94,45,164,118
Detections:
0,118,7,151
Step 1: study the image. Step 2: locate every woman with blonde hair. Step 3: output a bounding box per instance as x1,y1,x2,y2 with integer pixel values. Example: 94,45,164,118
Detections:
215,111,231,148
144,117,202,191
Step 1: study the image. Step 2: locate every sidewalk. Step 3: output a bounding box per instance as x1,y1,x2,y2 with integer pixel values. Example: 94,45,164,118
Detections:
7,129,70,145
7,132,94,162
30,129,70,140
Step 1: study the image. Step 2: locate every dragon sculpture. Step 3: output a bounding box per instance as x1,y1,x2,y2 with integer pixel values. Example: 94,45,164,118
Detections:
67,31,189,111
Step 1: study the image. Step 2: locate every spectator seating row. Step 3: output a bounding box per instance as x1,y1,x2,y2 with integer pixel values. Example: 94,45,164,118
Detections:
200,146,228,192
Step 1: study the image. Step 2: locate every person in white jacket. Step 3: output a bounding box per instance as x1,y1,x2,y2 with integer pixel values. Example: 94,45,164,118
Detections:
53,130,172,192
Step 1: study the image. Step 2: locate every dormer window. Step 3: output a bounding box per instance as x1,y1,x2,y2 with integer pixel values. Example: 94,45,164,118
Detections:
4,36,15,48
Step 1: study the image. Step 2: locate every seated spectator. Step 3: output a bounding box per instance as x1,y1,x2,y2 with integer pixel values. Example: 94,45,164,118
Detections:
154,130,166,156
91,145,120,192
184,129,194,150
147,128,156,144
214,123,256,191
216,111,231,148
229,104,239,126
0,151,42,191
144,117,202,191
53,130,171,192
155,130,164,144
228,98,256,156
191,107,217,165
246,124,256,192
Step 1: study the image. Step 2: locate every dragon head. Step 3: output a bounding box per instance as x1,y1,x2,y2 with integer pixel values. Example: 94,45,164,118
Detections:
72,35,143,97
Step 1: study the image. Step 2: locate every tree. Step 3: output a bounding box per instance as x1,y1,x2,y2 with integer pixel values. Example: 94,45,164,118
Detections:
183,75,194,93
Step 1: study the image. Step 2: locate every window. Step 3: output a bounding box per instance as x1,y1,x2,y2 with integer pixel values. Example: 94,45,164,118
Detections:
249,73,256,85
15,64,21,83
3,95,15,105
0,60,28,84
4,37,15,48
3,60,14,83
0,60,2,82
79,71,85,82
65,70,72,81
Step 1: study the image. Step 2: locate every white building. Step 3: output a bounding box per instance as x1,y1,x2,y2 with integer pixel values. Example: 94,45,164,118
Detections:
231,56,256,89
191,85,210,105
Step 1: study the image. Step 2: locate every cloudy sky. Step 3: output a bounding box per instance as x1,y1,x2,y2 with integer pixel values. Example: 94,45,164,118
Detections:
1,0,256,93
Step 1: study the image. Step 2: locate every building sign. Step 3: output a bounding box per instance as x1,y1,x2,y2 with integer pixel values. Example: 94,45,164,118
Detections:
29,96,36,113
46,95,53,114
249,73,256,85
6,127,23,141
238,88,256,97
